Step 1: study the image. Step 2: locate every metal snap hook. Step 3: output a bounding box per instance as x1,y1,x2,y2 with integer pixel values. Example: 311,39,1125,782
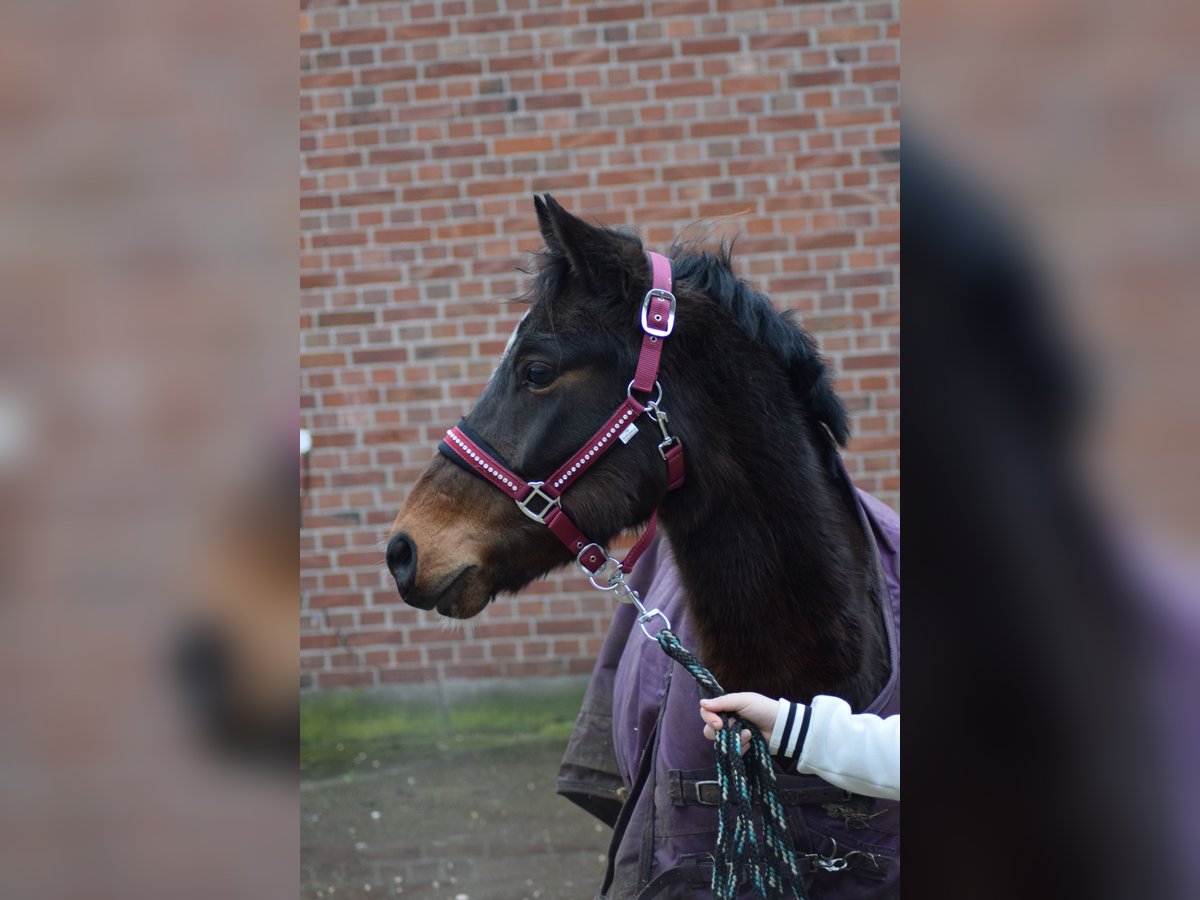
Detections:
626,378,663,407
638,607,671,640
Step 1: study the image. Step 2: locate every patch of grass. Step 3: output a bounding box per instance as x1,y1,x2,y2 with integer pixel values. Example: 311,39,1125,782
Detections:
300,689,440,746
300,684,586,775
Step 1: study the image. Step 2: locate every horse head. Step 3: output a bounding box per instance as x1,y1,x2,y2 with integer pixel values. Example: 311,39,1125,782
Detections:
387,195,674,618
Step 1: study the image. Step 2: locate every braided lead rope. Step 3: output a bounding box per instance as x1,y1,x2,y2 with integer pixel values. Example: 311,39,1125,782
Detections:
655,629,805,900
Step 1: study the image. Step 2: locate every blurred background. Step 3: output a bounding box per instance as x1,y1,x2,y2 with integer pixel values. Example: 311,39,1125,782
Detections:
0,0,298,897
904,0,1200,898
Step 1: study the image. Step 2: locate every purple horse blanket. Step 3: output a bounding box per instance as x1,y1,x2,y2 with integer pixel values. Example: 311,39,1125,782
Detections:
558,488,900,899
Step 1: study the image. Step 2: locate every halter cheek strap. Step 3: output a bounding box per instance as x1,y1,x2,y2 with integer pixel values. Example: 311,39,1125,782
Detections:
437,251,684,577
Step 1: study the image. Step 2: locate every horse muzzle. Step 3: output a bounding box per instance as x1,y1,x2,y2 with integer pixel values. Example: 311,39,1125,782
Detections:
385,530,419,599
387,529,487,617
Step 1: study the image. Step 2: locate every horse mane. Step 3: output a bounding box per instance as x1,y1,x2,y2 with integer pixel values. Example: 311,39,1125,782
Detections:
668,241,851,448
519,226,850,449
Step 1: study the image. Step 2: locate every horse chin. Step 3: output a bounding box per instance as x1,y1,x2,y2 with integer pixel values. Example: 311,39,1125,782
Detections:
426,565,493,619
437,583,492,619
403,563,481,615
434,566,539,619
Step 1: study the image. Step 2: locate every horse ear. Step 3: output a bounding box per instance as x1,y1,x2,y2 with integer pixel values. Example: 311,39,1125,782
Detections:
533,194,561,254
532,193,630,292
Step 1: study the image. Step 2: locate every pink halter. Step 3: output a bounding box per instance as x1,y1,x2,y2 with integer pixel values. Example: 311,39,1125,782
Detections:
438,251,685,576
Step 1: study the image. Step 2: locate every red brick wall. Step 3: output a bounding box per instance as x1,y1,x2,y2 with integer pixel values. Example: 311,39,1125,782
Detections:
300,0,899,690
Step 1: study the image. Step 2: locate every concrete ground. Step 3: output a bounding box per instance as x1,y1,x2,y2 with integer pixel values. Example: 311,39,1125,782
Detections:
301,682,610,900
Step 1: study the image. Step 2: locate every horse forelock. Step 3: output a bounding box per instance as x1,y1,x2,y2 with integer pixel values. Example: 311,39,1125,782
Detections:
487,310,529,387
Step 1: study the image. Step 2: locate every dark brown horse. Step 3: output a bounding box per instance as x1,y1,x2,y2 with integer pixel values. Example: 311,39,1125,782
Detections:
387,195,890,711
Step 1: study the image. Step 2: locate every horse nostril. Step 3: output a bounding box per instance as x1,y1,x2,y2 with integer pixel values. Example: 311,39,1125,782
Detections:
386,532,418,597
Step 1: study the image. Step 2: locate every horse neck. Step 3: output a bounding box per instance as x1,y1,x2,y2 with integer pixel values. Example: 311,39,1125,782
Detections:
657,354,888,710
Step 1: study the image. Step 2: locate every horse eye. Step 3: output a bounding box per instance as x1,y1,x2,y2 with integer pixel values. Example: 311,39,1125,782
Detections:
523,362,557,388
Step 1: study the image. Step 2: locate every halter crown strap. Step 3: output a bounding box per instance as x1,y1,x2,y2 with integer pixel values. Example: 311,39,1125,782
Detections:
633,251,676,393
438,250,682,574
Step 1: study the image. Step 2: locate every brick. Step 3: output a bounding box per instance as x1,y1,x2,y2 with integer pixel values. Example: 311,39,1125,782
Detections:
329,29,387,47
852,65,900,84
402,184,460,202
720,75,782,94
521,10,581,28
689,119,749,137
823,109,885,128
651,0,709,15
383,21,448,39
312,232,368,249
336,550,387,567
748,32,810,50
466,178,526,196
551,48,611,67
616,43,674,62
436,221,497,239
301,634,339,650
842,353,900,371
344,269,404,286
493,136,555,155
425,60,483,78
337,189,395,207
655,80,716,99
818,26,880,44
681,38,742,55
586,4,645,22
317,311,375,326
523,92,583,111
375,227,433,243
352,348,409,364
301,352,347,369
360,66,418,85
344,630,404,647
487,54,541,73
301,71,355,90
623,125,684,144
757,114,818,132
789,70,845,89
308,592,362,609
456,15,517,35
367,148,425,165
535,618,595,636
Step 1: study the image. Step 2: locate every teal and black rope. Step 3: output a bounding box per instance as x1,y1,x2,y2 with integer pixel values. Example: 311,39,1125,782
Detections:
655,628,805,900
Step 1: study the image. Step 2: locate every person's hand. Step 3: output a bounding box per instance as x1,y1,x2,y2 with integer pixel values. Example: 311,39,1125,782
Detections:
699,692,779,754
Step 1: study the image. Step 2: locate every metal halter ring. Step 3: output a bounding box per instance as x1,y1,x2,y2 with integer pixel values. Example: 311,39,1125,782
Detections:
626,378,663,406
637,608,671,640
576,543,622,586
575,543,672,640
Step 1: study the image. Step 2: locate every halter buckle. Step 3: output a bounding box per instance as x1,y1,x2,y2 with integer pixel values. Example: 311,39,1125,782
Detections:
641,288,676,338
516,481,560,524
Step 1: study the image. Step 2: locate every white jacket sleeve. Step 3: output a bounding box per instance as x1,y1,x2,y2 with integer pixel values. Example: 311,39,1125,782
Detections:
768,695,900,801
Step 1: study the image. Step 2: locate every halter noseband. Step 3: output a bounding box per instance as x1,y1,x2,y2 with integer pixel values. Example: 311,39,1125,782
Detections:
436,251,685,605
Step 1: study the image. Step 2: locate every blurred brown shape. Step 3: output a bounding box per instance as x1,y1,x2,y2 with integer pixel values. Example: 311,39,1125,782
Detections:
0,0,298,896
